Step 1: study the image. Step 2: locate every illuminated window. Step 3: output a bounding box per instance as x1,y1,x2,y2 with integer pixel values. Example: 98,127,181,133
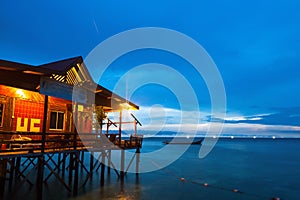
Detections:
0,103,3,127
50,111,64,130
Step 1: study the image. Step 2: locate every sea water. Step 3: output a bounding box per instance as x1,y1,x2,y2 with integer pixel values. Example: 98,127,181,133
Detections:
72,137,300,200
7,138,300,200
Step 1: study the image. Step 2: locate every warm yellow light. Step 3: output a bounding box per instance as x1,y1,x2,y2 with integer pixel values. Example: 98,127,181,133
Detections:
16,89,26,99
72,67,82,82
120,102,136,110
114,97,121,102
78,105,84,112
0,66,18,71
22,70,44,75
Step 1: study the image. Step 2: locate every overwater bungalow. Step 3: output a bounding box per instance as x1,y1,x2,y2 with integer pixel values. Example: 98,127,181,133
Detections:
0,56,143,199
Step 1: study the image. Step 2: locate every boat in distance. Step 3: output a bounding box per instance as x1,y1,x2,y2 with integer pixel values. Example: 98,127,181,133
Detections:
163,139,203,145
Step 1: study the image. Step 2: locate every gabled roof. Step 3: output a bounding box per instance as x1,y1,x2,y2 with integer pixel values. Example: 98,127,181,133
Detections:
0,56,139,111
39,56,83,74
0,59,33,71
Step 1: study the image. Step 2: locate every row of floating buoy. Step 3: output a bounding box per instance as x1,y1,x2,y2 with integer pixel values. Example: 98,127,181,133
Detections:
179,177,280,200
152,158,281,200
210,136,278,139
229,136,277,139
171,135,278,139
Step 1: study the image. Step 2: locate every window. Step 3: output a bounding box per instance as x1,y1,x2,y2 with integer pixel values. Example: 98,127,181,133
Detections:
0,103,3,127
50,111,64,130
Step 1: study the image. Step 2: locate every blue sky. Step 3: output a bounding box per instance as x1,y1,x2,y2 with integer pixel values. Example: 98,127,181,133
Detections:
1,1,300,137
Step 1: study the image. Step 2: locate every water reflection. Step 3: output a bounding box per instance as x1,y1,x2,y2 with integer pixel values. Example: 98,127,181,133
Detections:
72,173,141,200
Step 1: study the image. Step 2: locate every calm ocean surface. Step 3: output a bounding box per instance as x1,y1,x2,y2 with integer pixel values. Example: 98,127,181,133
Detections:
9,137,300,200
72,137,300,200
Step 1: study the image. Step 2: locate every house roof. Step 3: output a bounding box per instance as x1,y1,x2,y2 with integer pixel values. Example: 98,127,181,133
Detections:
0,57,139,111
38,56,83,74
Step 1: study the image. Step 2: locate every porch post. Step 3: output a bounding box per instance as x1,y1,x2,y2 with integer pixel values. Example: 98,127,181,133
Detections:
37,94,48,200
119,110,122,143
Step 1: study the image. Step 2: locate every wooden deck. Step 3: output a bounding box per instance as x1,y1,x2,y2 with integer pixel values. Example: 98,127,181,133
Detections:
0,132,143,156
0,131,143,199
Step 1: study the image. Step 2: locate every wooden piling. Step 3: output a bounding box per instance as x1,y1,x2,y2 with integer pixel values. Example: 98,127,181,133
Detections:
73,152,79,196
62,153,67,177
37,156,44,200
120,150,125,183
8,158,14,192
68,154,73,187
90,152,94,179
0,160,7,199
107,150,111,174
80,151,84,172
100,151,105,187
14,157,21,181
136,147,140,176
57,153,61,173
